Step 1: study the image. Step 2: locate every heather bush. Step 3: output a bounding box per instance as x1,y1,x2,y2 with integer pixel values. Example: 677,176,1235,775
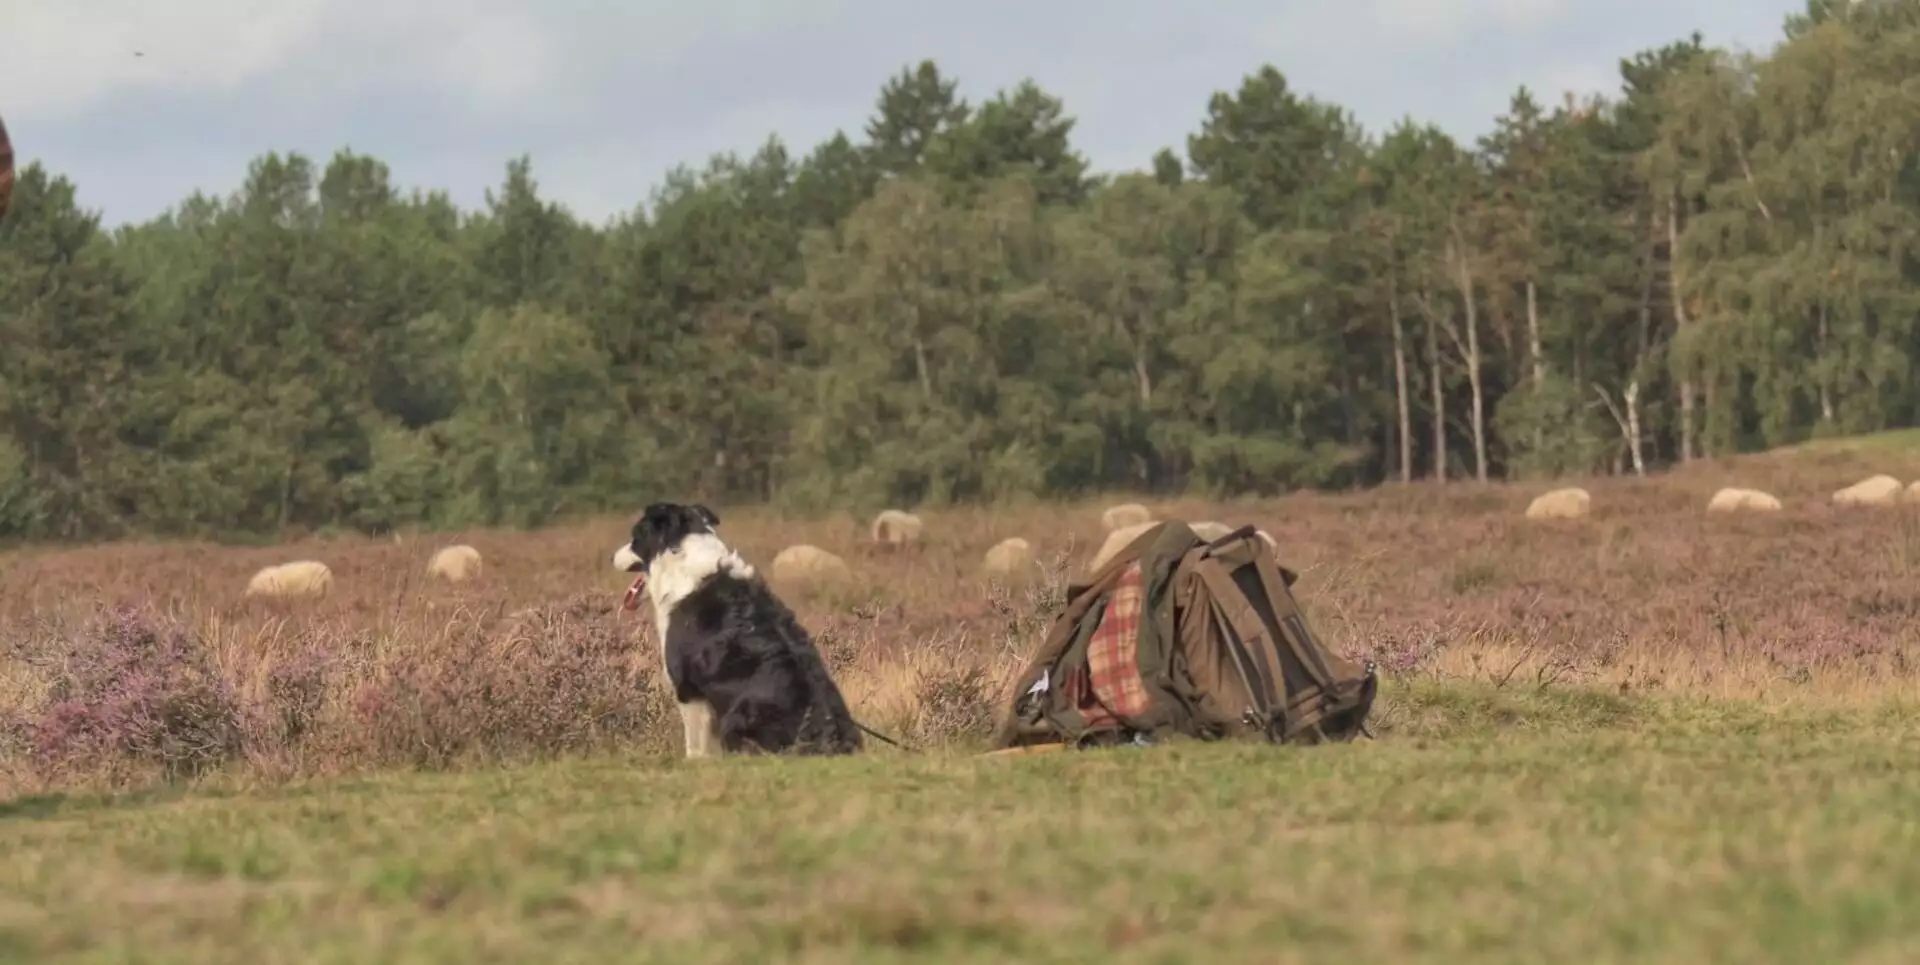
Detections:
328,595,671,769
234,635,342,776
0,594,679,788
4,605,242,784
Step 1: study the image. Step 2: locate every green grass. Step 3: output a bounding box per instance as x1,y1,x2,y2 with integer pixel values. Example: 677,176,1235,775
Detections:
1769,426,1920,459
5,685,1920,964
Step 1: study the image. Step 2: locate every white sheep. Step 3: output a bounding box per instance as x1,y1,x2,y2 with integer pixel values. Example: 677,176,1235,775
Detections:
1706,487,1782,514
1524,487,1591,520
1088,521,1158,574
869,509,924,547
771,544,852,587
1833,474,1903,508
427,544,483,582
245,560,333,599
1100,502,1152,532
981,537,1035,577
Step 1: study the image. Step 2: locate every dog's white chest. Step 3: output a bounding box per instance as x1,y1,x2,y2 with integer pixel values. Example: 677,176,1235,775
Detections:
651,600,673,669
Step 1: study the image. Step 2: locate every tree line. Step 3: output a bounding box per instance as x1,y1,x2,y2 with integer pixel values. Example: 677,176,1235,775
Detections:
0,1,1915,542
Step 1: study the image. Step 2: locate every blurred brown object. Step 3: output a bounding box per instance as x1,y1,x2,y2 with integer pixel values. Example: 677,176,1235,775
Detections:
0,112,12,220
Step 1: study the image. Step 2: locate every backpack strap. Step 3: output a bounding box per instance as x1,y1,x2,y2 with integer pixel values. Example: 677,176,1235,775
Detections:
1184,550,1288,737
990,522,1187,749
1185,530,1351,742
1239,536,1378,742
989,567,1116,749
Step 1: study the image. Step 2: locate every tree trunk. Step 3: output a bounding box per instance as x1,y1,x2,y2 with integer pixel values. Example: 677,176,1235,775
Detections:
1594,381,1646,477
1426,301,1446,485
278,456,296,531
1133,341,1152,407
1337,336,1359,459
1448,222,1488,483
913,337,933,402
1702,378,1716,458
1624,380,1645,476
1525,279,1544,389
1391,283,1413,484
1526,277,1544,455
1629,218,1656,474
1666,194,1697,463
1816,300,1834,423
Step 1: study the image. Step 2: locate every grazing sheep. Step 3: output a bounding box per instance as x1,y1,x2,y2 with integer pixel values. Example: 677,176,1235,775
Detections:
1090,522,1270,573
869,509,924,547
981,537,1035,577
427,544,483,582
1524,487,1591,521
1189,521,1233,542
1833,474,1903,508
1906,481,1920,505
245,560,333,599
770,544,852,587
1100,502,1152,532
1088,521,1158,573
1706,487,1782,514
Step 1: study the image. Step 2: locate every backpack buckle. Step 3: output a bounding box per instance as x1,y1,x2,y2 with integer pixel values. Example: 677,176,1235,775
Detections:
1243,709,1284,742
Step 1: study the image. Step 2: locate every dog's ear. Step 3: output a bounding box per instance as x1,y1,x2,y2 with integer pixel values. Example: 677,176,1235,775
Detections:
692,504,720,529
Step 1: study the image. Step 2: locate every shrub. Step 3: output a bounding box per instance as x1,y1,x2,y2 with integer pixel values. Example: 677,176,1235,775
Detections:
7,605,241,783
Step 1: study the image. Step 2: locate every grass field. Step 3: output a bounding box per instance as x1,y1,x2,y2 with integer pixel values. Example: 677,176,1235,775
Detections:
4,442,1920,962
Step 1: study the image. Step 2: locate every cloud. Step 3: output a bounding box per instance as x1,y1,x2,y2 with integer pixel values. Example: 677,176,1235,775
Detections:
2,0,331,122
3,0,1803,226
1366,0,1574,42
0,0,847,126
1261,0,1576,56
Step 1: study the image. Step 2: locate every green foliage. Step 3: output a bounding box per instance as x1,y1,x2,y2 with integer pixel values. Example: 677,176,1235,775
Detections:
1492,376,1614,479
1,16,1915,541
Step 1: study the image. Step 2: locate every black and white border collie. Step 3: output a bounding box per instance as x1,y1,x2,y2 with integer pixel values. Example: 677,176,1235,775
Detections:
613,502,863,758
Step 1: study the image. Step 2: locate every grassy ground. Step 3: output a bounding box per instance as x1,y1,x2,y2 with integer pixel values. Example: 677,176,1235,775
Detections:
5,685,1920,964
4,438,1920,961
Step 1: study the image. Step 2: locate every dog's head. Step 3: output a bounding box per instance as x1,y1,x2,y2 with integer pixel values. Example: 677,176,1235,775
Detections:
612,502,721,610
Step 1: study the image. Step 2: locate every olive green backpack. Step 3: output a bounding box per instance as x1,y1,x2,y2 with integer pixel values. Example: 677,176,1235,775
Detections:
991,521,1377,750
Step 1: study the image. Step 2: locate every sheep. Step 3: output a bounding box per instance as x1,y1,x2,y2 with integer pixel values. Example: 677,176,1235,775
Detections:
1833,474,1903,508
1090,521,1270,573
427,544,483,583
1088,521,1157,574
981,537,1035,577
1524,487,1591,521
1706,487,1782,514
869,509,924,547
1100,502,1152,532
770,544,852,587
245,560,333,599
1906,481,1920,505
1189,521,1233,542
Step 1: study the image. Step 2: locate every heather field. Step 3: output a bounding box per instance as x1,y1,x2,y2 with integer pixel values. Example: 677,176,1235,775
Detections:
4,439,1920,962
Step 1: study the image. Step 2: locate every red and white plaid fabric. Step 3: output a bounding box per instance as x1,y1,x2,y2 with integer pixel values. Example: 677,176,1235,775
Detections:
1073,560,1152,728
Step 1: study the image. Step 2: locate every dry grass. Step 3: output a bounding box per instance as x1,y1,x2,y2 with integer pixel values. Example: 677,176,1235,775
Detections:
2,439,1919,795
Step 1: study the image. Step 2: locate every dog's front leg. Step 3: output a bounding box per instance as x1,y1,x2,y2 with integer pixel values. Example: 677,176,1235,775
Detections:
678,700,720,759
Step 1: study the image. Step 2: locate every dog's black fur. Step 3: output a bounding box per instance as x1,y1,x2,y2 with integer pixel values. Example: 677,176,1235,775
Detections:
620,502,863,756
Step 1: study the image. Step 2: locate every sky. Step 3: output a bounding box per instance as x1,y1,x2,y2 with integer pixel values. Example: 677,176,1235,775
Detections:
2,0,1803,228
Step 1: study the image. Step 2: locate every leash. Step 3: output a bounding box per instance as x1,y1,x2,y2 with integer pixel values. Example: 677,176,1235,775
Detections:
855,719,916,752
